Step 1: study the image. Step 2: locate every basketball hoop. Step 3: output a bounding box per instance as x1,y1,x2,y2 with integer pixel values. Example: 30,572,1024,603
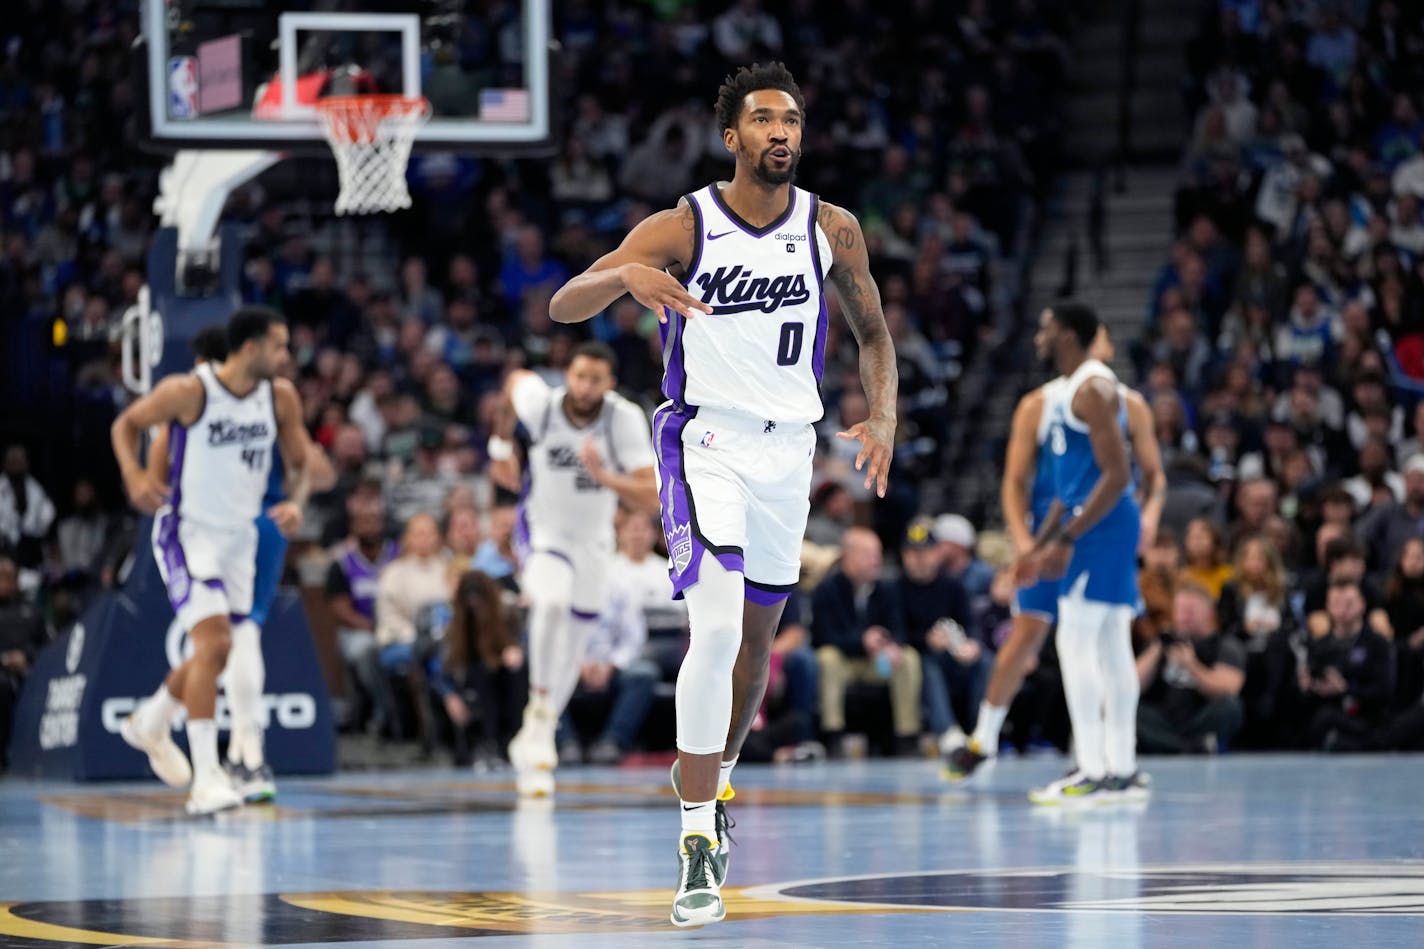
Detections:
314,95,431,215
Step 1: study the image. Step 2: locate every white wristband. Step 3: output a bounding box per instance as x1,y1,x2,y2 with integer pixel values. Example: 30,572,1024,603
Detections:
486,436,514,461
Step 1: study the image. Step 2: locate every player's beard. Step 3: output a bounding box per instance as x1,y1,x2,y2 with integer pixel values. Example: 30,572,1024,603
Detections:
746,144,800,186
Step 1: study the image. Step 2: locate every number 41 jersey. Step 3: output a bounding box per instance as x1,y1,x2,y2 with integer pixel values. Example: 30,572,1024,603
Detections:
168,361,277,530
661,183,834,424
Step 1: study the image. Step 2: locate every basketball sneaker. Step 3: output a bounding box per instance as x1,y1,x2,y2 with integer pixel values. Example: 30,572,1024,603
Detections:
185,767,243,816
225,761,277,803
508,698,558,797
943,738,993,783
1028,771,1107,805
120,707,192,790
669,760,734,883
1101,771,1152,802
670,833,726,928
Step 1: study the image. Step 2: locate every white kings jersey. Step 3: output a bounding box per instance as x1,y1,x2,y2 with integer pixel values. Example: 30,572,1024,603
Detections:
167,362,278,529
510,375,656,551
661,183,834,424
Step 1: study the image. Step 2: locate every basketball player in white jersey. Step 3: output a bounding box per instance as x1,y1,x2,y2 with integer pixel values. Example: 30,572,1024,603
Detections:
947,326,1164,782
111,307,317,815
489,341,658,796
549,62,897,926
1018,302,1144,804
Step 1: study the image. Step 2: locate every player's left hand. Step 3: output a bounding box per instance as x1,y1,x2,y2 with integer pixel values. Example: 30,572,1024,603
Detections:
836,415,895,498
267,501,304,537
578,436,607,484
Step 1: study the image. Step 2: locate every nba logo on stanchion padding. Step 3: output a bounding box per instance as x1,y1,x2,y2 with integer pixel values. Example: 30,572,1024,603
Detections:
168,57,198,120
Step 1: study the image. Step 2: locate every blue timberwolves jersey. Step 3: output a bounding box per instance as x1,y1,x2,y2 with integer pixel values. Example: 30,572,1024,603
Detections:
1045,360,1134,511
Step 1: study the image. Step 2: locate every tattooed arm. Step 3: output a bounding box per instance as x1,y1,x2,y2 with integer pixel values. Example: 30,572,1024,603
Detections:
549,199,708,324
819,199,898,497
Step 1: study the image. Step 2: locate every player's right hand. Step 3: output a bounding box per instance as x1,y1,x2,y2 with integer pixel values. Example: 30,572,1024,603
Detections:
620,263,713,322
123,470,170,515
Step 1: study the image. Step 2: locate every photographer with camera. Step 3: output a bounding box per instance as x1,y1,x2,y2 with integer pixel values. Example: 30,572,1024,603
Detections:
1135,583,1246,753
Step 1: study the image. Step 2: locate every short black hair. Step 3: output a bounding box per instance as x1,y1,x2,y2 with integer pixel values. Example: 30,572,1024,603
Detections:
226,305,284,353
190,325,229,364
1323,536,1365,567
1049,300,1100,349
715,61,805,132
572,340,618,375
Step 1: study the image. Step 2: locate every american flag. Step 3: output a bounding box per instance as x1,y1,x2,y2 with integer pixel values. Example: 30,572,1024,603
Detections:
479,89,530,122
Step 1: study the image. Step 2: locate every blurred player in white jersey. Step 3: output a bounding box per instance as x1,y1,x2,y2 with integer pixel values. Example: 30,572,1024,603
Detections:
490,341,658,796
111,307,318,815
549,62,897,927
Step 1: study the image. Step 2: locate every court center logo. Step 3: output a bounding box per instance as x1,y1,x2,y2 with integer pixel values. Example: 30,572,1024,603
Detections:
746,862,1424,916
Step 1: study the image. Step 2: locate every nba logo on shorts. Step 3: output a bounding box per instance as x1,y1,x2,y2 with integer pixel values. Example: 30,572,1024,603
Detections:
169,57,199,119
668,523,694,575
700,431,715,448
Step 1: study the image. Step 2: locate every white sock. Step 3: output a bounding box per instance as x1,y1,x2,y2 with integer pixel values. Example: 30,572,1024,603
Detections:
675,557,745,755
718,758,737,798
522,553,575,700
679,799,717,838
187,720,219,775
546,612,598,716
225,619,266,769
139,683,182,735
1099,606,1139,777
972,703,1008,753
1055,597,1110,780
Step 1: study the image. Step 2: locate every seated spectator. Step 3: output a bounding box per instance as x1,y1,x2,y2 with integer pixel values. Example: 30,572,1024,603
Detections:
561,514,665,765
805,482,855,547
1357,454,1424,573
0,445,55,577
1302,580,1396,750
0,556,48,770
1385,536,1424,710
934,513,994,600
1134,529,1181,646
472,502,520,586
1135,584,1246,753
812,527,921,755
433,570,526,768
1303,536,1389,634
444,505,482,571
1217,534,1300,746
373,513,452,735
1179,516,1234,598
325,489,399,729
893,517,988,753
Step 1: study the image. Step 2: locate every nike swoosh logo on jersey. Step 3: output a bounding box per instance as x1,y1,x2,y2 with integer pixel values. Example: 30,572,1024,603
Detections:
706,229,736,240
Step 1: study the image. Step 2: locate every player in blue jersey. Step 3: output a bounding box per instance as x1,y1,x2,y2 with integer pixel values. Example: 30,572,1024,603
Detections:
144,325,333,804
1018,303,1147,804
548,62,896,927
946,327,1164,783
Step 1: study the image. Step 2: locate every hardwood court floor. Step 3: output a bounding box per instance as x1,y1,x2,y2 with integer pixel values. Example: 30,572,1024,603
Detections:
1,754,1421,947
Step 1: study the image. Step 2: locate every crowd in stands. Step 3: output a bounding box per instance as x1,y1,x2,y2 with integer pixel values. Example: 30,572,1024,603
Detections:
2,0,1094,769
1125,0,1424,754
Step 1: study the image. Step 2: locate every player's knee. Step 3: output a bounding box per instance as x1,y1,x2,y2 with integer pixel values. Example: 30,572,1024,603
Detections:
192,630,232,669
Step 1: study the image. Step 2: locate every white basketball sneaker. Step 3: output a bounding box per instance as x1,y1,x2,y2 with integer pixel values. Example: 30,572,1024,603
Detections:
185,767,243,816
120,704,192,790
508,698,558,797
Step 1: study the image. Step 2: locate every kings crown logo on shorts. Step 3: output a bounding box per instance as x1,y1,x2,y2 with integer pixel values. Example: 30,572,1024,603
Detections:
667,523,694,575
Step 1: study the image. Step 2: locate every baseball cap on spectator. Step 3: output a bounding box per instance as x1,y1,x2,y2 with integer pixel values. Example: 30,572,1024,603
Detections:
933,513,976,550
904,517,937,550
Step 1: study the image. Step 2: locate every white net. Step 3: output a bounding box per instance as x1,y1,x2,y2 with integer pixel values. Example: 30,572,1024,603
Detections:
315,95,431,215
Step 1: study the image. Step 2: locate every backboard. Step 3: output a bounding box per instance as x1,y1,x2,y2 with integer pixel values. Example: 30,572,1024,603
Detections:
137,0,555,154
